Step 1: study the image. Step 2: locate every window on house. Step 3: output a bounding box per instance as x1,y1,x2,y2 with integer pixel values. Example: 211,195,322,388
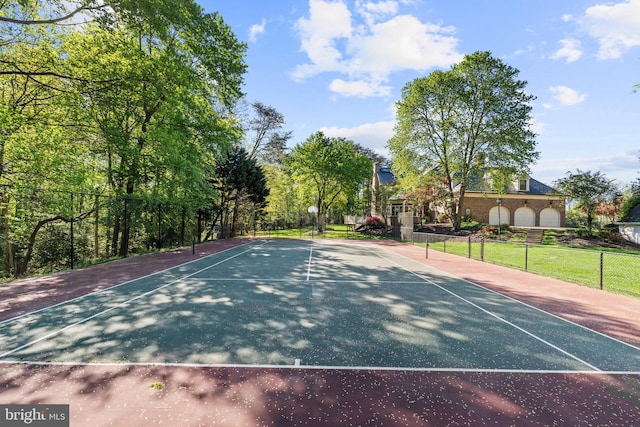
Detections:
518,179,528,191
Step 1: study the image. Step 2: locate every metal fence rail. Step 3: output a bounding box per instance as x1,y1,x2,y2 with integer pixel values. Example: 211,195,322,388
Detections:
410,232,640,298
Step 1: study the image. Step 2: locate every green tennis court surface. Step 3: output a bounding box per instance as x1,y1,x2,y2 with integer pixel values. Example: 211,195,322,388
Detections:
1,239,639,372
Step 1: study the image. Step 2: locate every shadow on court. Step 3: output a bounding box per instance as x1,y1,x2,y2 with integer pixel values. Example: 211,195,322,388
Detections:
1,363,639,426
2,241,639,372
1,239,640,425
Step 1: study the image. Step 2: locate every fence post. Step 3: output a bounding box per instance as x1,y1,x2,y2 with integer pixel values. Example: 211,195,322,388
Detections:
425,234,429,259
600,251,604,290
468,236,471,258
480,238,484,262
70,191,75,269
94,194,100,258
525,244,528,272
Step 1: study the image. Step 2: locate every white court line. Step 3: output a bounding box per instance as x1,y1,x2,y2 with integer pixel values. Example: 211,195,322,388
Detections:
0,242,269,359
179,278,427,284
373,250,602,372
306,243,313,281
378,245,640,355
1,360,639,375
0,240,257,326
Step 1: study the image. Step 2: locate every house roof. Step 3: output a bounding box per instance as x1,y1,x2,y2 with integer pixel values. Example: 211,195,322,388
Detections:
377,167,395,185
465,174,559,196
517,178,557,196
621,203,640,223
377,166,559,197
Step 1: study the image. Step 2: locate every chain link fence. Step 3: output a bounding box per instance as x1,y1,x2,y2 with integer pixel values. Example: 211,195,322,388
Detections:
408,232,640,298
0,189,203,279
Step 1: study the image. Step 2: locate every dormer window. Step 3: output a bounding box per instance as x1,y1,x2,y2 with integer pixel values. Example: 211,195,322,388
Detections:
518,178,529,192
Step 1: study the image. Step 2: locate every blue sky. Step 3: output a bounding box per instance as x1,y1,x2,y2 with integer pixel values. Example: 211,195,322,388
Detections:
201,0,640,187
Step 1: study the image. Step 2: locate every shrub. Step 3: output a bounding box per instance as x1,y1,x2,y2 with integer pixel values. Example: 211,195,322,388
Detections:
479,224,510,237
363,216,385,228
437,212,450,223
621,195,640,220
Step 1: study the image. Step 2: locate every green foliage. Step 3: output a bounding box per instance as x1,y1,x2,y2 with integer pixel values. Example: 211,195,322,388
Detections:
0,0,248,275
210,147,268,238
621,194,640,220
389,51,538,231
287,131,372,233
554,169,619,234
565,207,588,228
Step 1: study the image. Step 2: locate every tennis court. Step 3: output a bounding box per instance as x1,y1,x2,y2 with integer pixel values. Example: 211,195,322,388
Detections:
2,239,639,374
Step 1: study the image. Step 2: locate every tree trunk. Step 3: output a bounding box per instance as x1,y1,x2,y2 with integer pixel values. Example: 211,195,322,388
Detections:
317,209,326,234
118,181,135,257
14,215,65,277
231,195,240,237
111,216,121,256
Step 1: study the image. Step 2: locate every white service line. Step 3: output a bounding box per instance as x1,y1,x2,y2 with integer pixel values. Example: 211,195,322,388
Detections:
306,243,314,281
0,243,267,359
3,359,639,375
374,250,602,372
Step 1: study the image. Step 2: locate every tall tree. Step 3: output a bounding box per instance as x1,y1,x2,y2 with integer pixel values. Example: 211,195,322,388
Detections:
246,101,286,159
210,147,268,238
0,0,248,273
287,131,371,233
554,170,620,235
62,8,246,255
389,51,538,230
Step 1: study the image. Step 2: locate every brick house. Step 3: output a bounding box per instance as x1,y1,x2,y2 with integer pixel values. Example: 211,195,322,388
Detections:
372,163,566,227
461,176,566,227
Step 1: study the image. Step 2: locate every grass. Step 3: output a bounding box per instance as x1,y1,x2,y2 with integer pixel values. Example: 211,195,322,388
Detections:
422,236,640,299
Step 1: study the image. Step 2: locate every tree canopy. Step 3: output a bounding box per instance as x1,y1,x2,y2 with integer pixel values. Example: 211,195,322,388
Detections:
554,170,620,234
287,132,371,233
0,0,248,275
388,51,538,230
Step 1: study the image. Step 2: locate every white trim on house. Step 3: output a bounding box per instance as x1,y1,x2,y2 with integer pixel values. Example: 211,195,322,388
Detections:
616,223,640,245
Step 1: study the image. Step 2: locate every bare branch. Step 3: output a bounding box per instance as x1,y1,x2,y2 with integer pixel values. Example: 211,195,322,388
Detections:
0,5,104,26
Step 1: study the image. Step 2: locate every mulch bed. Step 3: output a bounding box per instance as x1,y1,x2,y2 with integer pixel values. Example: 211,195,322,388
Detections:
1,238,639,426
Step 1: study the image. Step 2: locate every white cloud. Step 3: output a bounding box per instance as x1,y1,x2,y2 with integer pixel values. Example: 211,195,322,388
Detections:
551,38,583,63
348,15,462,75
578,0,640,59
548,86,587,106
532,150,640,185
561,14,574,22
249,19,267,43
292,0,462,97
320,120,396,155
292,0,352,78
530,118,547,136
329,78,392,97
355,0,399,26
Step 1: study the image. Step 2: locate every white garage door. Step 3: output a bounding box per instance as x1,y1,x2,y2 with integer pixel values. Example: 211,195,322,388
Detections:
539,208,560,227
489,206,510,225
514,207,535,227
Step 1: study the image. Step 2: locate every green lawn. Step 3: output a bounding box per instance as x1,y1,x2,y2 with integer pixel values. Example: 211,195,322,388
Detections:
423,238,640,299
